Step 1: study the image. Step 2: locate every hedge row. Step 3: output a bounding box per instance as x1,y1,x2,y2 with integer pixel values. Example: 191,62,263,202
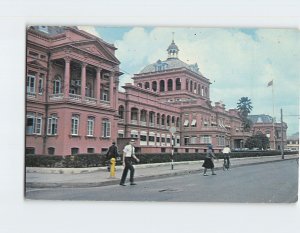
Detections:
25,150,294,168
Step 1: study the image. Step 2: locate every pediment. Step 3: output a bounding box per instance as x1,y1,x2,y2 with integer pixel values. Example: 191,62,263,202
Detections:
71,40,120,64
27,59,47,69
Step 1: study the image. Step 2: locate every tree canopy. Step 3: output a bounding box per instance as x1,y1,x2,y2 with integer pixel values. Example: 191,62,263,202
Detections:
237,97,253,131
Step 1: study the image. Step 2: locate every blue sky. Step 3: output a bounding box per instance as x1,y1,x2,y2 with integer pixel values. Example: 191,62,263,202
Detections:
78,26,299,136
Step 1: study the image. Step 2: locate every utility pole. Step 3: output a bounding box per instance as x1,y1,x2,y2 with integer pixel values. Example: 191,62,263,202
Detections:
281,108,284,159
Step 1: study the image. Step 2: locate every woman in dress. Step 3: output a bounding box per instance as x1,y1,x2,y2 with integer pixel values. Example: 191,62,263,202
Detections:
202,144,217,176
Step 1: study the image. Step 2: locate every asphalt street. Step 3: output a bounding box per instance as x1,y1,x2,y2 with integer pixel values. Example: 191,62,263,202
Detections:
26,159,298,203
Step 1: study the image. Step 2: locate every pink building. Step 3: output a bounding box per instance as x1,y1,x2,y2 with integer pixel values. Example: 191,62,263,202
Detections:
26,26,285,156
26,26,122,155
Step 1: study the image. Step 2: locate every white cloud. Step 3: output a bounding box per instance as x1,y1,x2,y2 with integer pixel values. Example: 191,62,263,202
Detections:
109,27,300,135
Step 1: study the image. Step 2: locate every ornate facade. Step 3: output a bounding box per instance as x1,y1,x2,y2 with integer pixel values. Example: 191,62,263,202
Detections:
26,26,286,156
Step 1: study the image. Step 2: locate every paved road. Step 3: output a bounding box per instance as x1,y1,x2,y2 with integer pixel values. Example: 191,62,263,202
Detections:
26,159,298,203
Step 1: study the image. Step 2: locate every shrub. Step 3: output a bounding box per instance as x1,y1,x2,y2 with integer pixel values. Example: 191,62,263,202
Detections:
25,150,294,168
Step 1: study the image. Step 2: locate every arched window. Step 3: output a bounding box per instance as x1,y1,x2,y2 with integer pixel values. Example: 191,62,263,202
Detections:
118,105,125,119
159,80,165,92
198,84,201,95
131,108,138,121
149,111,155,126
171,116,175,124
201,86,204,96
161,114,165,126
190,80,193,92
167,115,171,126
152,81,157,91
140,109,147,123
194,82,197,94
176,78,181,90
53,75,62,94
157,113,160,125
167,79,173,91
145,82,150,90
186,79,189,90
176,117,180,127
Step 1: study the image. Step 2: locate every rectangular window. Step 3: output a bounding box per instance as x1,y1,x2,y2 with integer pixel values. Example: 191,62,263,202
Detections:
38,78,43,95
72,115,79,135
26,115,35,135
102,90,109,101
183,119,189,127
87,117,94,136
156,136,160,143
184,137,189,145
161,137,166,143
26,147,35,155
27,75,36,93
36,115,42,135
140,135,147,141
166,137,171,143
47,115,58,135
191,119,197,127
190,136,197,144
102,120,111,138
26,113,42,135
149,136,155,142
200,135,212,143
87,148,94,153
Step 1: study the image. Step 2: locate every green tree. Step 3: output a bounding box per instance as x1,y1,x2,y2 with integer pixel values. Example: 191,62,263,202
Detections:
245,133,270,149
237,97,253,131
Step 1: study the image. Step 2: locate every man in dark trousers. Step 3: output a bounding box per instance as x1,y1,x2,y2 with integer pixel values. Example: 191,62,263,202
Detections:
120,139,140,186
106,142,120,172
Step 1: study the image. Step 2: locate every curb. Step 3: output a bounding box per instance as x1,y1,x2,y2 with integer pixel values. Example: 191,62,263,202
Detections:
25,157,298,189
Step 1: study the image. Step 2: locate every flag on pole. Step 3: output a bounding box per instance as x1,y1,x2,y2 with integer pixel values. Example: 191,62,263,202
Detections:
267,80,273,87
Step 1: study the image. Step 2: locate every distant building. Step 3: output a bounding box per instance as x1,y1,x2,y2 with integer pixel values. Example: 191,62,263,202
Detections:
25,26,287,156
286,133,299,151
248,114,288,150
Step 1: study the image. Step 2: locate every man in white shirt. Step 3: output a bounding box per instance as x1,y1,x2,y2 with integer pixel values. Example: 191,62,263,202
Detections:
222,145,231,170
120,139,140,186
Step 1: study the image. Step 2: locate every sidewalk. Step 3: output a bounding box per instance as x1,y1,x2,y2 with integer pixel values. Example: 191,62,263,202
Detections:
25,154,299,188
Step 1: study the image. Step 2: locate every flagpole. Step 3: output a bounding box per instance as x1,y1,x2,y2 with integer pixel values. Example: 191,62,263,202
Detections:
272,80,276,150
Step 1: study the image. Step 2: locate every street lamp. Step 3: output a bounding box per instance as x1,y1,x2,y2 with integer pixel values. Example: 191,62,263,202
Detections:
169,126,176,170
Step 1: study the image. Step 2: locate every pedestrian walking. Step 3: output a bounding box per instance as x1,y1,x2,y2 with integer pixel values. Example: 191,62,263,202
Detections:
120,139,140,186
202,144,217,176
105,142,120,172
222,145,231,170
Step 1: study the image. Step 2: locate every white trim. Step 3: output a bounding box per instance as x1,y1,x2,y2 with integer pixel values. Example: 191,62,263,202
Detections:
183,119,189,126
140,131,147,135
191,119,197,126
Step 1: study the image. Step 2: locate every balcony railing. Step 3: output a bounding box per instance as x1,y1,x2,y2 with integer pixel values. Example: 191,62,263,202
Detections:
149,122,155,127
84,96,97,105
131,120,138,125
27,92,36,98
140,121,147,126
69,93,82,101
49,93,63,100
100,100,110,106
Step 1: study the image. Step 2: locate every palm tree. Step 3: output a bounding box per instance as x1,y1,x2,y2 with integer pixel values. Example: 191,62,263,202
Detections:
237,97,253,131
237,97,253,118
